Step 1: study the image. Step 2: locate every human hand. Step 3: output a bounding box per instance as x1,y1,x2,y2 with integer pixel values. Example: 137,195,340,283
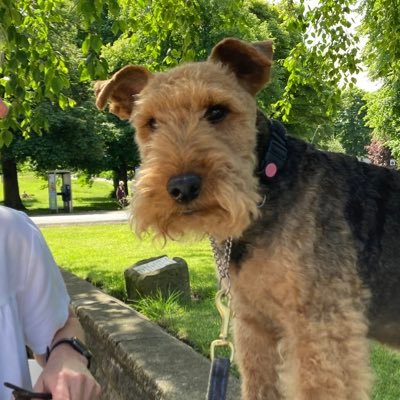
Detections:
34,350,101,400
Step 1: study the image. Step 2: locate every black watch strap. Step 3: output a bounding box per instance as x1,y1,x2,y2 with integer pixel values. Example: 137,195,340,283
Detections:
46,336,92,369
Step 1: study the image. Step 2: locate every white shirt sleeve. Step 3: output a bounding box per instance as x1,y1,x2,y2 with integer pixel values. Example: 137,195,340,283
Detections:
16,215,70,355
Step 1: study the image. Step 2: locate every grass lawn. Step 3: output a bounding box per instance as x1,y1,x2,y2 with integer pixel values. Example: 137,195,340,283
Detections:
42,224,221,356
0,172,119,214
41,224,400,398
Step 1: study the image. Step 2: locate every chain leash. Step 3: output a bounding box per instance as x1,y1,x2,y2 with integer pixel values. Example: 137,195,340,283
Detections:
207,236,235,400
208,236,234,362
209,236,233,291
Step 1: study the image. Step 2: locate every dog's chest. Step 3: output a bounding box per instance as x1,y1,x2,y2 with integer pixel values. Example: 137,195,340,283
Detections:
230,246,301,319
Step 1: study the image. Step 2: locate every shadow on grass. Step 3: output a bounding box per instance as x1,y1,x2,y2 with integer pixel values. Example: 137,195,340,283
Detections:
84,268,127,301
23,201,119,215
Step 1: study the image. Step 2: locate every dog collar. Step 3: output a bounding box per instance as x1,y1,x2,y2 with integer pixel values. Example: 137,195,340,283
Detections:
259,119,288,179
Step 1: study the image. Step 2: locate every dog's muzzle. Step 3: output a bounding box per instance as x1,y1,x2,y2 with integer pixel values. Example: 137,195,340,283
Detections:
167,173,202,203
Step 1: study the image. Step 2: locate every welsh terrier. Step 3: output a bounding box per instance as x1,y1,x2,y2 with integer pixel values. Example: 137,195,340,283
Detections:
95,38,400,400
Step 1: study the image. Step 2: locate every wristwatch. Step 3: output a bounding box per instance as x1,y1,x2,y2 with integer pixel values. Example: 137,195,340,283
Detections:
46,336,92,369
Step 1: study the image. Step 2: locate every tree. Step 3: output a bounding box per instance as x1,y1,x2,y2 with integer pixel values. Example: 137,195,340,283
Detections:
364,84,400,162
0,1,75,144
333,88,372,157
0,0,124,207
101,0,337,145
3,0,397,209
272,0,400,158
96,113,139,193
360,0,400,162
273,0,361,121
10,102,104,173
0,0,77,208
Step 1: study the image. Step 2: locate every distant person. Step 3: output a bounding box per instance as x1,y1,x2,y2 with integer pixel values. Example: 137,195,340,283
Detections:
22,191,30,199
116,180,127,207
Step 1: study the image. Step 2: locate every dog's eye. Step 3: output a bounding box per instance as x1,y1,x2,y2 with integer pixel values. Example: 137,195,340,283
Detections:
205,105,229,124
147,117,158,131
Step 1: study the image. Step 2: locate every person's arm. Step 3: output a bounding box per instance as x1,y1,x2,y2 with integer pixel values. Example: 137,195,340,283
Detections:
33,306,101,399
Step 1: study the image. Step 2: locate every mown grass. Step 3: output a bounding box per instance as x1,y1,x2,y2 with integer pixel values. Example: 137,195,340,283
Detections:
0,172,118,214
370,342,400,400
42,224,221,355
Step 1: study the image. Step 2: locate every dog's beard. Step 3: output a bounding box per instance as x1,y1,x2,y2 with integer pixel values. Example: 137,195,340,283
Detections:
131,163,261,242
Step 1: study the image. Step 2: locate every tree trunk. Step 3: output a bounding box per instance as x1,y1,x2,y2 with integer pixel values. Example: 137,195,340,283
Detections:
1,150,25,210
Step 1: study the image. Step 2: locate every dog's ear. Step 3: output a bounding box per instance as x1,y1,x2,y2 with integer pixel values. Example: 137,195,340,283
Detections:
209,38,273,95
94,65,153,120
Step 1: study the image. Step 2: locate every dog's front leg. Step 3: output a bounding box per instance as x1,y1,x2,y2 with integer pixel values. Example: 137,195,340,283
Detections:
233,315,283,400
292,311,372,400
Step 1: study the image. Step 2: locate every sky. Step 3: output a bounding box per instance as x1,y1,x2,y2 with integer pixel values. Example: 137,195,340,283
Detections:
355,68,382,92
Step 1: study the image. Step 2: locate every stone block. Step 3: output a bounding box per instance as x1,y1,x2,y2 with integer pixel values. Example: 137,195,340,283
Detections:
124,255,191,303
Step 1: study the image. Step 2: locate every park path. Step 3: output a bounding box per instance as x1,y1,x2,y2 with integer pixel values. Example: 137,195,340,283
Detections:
30,209,129,226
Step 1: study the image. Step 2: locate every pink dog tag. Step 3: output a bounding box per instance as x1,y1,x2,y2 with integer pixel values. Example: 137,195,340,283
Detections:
265,163,277,178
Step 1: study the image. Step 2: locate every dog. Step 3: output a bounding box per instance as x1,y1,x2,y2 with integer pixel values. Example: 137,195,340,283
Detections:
95,38,400,400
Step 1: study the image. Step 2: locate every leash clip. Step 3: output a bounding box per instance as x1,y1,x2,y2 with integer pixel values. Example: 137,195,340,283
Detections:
210,289,234,362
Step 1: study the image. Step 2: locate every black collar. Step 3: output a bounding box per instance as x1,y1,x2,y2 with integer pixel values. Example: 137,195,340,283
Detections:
258,119,288,180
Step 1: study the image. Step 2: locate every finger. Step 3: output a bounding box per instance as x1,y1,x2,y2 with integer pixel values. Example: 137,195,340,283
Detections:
76,376,100,400
51,377,70,400
69,379,83,400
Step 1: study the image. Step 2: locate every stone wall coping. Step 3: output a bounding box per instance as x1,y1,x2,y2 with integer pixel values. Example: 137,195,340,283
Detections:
62,270,241,400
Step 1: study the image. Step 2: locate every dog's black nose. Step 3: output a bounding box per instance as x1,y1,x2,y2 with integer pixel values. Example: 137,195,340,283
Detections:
167,173,202,203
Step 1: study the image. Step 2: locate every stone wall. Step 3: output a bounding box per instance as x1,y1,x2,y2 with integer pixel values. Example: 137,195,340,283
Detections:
62,270,241,400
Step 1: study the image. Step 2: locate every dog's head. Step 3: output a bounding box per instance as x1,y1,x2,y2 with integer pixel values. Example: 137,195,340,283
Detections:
95,38,273,241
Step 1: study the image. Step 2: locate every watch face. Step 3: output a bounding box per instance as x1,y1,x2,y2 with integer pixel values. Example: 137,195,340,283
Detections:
47,337,92,369
72,337,92,358
72,337,84,350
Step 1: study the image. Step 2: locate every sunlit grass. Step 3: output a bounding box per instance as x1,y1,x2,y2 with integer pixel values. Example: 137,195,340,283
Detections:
0,172,118,213
42,224,221,354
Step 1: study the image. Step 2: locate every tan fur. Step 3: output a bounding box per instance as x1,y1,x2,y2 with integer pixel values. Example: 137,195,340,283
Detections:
95,38,379,399
130,60,264,241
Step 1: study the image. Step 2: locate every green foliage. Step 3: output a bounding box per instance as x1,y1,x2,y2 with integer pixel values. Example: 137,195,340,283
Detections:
333,88,372,157
100,0,249,71
365,84,400,161
75,0,247,76
95,112,140,175
1,0,399,165
0,0,75,144
360,0,400,160
10,101,105,174
360,0,400,82
273,0,360,121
